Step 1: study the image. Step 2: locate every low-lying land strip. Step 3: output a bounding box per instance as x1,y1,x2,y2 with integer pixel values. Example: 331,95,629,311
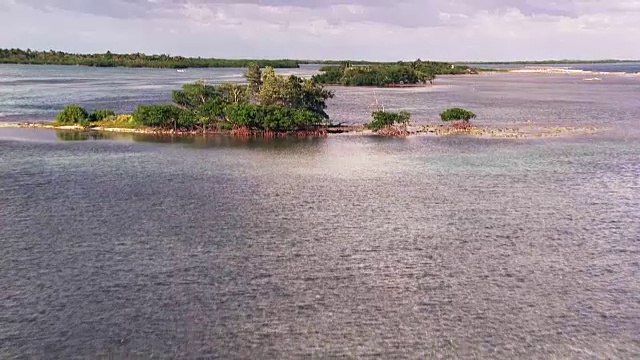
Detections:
3,121,606,140
0,57,609,140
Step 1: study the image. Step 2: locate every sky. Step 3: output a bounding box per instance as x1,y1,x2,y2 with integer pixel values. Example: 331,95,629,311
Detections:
1,0,639,61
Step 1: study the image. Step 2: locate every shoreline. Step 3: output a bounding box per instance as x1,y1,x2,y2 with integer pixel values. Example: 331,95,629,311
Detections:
506,67,640,77
0,122,607,140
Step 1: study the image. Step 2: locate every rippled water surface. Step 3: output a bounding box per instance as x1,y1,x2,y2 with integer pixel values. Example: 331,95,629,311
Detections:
1,65,639,358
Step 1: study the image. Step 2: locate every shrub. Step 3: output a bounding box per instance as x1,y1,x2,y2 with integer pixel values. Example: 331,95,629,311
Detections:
55,104,88,124
367,111,411,131
172,82,223,109
132,104,194,129
440,108,476,122
88,109,116,122
225,103,325,131
94,114,138,129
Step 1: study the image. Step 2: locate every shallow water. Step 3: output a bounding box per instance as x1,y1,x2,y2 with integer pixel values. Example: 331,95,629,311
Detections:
1,66,640,358
0,128,639,358
2,64,640,135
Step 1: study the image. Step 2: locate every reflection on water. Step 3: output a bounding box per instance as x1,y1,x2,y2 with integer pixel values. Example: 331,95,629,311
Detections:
55,130,111,142
51,129,328,150
1,63,639,358
1,128,639,358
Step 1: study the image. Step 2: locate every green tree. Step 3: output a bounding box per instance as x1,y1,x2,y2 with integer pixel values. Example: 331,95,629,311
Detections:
132,104,192,130
259,67,288,106
440,108,477,122
245,63,263,98
367,111,411,131
218,83,249,104
172,82,222,109
88,109,116,122
55,104,88,124
301,79,334,119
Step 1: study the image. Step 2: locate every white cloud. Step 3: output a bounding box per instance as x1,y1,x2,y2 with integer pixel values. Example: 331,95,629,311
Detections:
1,0,639,60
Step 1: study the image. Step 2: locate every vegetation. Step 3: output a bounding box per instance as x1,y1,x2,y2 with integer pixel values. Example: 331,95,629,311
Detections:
88,109,116,122
367,111,411,131
55,105,127,128
225,104,326,132
55,104,89,125
313,59,477,87
53,64,334,135
440,108,477,129
0,48,299,68
440,108,477,122
128,66,333,133
93,115,139,129
132,105,190,130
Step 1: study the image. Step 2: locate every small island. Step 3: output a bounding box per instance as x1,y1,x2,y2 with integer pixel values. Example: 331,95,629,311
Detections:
313,59,477,87
51,64,334,137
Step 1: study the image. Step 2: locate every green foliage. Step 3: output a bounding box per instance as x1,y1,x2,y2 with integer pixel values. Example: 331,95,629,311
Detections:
55,67,333,133
440,108,477,122
171,82,251,129
132,104,194,129
197,99,227,127
88,109,116,122
367,111,411,130
258,67,290,106
218,83,249,104
93,115,139,129
301,78,334,119
55,104,88,124
172,82,223,109
245,63,263,97
259,68,334,118
0,48,300,68
225,104,326,131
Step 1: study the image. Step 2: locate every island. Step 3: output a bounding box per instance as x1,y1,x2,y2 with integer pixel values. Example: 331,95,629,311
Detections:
313,59,477,87
1,57,605,139
50,64,334,137
1,49,481,75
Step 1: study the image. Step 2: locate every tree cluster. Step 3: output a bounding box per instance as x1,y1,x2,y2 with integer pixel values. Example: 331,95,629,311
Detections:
55,65,334,133
55,105,115,126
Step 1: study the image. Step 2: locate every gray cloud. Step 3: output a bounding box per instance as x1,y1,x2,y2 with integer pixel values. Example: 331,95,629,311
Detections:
12,0,609,24
3,0,640,60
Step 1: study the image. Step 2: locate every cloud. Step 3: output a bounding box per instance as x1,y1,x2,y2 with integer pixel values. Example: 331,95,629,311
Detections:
9,0,602,23
2,0,640,60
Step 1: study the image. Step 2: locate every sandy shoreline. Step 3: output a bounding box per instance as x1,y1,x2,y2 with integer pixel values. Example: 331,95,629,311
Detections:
0,121,607,139
507,67,640,77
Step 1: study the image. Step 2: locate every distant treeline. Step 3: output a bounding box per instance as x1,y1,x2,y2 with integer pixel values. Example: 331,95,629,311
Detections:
313,60,477,87
0,48,300,69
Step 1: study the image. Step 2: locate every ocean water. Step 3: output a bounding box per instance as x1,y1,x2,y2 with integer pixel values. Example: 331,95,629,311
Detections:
1,65,639,358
